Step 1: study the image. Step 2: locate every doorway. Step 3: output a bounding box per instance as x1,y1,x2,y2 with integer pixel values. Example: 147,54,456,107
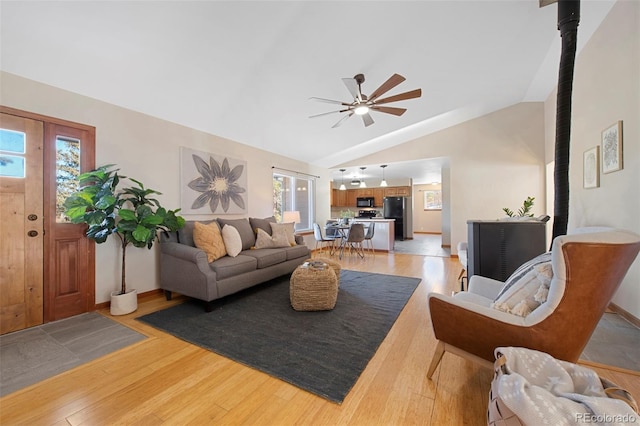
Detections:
0,107,95,334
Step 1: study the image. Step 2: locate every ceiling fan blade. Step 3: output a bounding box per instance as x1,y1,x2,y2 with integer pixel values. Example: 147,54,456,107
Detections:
370,105,407,116
373,88,422,105
309,110,345,118
332,112,354,128
342,78,361,101
367,73,406,102
361,113,374,127
309,97,351,106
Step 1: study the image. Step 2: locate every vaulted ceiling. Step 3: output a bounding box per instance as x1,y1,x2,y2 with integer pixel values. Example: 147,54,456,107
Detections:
0,1,614,183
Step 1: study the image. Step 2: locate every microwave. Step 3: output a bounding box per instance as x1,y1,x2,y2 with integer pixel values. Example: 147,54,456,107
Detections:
356,197,375,208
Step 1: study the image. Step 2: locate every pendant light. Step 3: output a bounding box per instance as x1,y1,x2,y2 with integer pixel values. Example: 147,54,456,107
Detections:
380,165,388,187
359,167,367,188
339,169,346,190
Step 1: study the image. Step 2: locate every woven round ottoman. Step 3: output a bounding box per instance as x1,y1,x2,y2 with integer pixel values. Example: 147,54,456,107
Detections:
290,261,338,311
307,257,341,286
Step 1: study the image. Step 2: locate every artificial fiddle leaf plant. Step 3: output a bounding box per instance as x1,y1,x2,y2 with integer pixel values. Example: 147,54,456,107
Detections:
64,164,185,295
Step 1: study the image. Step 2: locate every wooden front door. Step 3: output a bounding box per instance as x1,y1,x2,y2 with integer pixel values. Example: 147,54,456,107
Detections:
0,113,45,334
44,123,95,322
1,107,96,333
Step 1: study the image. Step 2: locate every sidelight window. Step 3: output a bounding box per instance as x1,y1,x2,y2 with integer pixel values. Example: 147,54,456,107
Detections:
55,136,81,222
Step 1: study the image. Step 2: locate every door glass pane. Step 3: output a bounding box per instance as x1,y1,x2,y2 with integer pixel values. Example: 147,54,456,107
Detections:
0,128,26,178
0,129,26,153
56,136,81,222
0,154,25,177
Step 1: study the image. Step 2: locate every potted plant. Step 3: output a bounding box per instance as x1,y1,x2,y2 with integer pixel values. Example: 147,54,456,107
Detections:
64,164,185,315
502,196,535,219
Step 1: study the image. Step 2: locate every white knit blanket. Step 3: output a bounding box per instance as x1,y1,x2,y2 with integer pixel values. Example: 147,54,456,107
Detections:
494,347,638,425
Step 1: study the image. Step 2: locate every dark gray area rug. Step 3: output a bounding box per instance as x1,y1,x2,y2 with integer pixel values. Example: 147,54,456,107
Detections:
0,312,146,397
137,270,421,403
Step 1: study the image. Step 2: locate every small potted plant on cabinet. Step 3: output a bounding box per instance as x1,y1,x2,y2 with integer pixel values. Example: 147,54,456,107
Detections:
64,165,185,315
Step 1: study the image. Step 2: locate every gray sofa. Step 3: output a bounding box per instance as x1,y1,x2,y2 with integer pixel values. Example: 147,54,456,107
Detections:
159,217,310,311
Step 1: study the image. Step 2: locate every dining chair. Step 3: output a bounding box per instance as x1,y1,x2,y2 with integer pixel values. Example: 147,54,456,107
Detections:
363,222,375,254
313,223,336,255
343,223,365,258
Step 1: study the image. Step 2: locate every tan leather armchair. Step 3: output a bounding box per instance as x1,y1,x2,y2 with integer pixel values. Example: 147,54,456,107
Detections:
427,228,640,379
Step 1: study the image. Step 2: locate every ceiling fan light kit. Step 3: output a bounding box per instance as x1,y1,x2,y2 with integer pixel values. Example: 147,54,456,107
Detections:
310,73,422,128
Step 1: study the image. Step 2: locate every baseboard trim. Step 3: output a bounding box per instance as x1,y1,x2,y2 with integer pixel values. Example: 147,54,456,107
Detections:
414,231,441,235
94,288,163,311
608,303,640,328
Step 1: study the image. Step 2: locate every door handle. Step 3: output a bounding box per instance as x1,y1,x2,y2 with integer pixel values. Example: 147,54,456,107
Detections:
27,230,38,237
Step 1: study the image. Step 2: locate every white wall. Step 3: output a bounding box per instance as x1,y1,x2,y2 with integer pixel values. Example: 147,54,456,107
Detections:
544,0,640,317
0,72,330,303
342,102,547,255
413,183,443,234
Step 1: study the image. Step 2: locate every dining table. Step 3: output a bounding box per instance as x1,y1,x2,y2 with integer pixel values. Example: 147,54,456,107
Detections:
325,223,368,259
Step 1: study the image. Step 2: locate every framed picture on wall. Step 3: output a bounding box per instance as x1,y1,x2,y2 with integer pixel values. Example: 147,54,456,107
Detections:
583,146,599,189
601,120,623,174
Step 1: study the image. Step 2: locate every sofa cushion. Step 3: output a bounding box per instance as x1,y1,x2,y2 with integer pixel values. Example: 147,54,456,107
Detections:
210,255,257,280
218,218,256,250
178,220,217,247
221,224,243,257
254,227,290,249
193,221,227,262
270,222,296,246
242,248,287,269
249,216,276,236
283,244,311,261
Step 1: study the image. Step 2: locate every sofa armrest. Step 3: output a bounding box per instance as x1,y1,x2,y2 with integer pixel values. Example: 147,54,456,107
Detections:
161,241,208,266
160,242,219,301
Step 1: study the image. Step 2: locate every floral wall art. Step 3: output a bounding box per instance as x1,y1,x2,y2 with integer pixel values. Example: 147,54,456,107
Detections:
181,147,247,215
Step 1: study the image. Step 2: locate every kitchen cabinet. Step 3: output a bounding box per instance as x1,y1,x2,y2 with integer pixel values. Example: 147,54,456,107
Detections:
331,188,348,207
346,190,357,207
332,186,410,207
383,186,411,197
373,188,384,207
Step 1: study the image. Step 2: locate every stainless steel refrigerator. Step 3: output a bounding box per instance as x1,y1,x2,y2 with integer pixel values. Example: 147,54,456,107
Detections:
383,196,411,240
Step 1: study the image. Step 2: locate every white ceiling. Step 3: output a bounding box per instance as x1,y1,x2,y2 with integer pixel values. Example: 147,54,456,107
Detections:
0,1,614,184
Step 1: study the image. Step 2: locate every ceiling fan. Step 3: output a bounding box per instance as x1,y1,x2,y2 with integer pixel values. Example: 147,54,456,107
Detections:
310,73,421,128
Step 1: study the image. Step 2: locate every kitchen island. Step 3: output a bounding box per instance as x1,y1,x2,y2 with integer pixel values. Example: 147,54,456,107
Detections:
351,218,395,252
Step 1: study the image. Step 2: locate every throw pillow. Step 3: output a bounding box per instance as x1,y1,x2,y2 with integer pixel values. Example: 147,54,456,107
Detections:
217,218,256,250
249,216,276,236
254,228,291,249
491,252,553,317
270,222,296,246
193,221,227,262
221,224,243,257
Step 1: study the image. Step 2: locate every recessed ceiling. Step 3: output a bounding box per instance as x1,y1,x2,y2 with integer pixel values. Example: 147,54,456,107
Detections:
0,1,614,180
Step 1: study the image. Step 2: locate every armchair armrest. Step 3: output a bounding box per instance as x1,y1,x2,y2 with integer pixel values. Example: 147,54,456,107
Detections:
467,275,505,300
428,293,535,362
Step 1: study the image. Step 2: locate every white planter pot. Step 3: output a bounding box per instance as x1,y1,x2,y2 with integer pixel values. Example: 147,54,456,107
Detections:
110,289,138,315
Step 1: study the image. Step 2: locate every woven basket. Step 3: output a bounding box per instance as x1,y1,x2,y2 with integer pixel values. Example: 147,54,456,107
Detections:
488,352,639,425
290,263,338,311
308,257,341,286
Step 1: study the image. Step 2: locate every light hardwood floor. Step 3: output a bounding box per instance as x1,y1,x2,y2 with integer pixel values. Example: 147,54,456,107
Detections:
1,252,638,425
